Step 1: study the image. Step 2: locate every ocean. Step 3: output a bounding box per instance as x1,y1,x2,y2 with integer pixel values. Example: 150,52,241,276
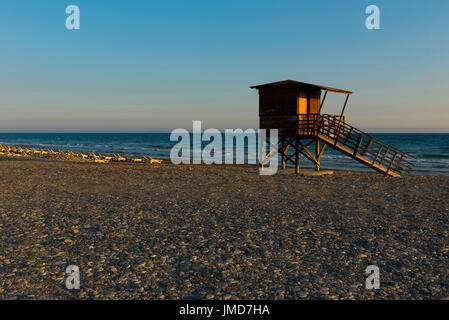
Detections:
0,133,448,176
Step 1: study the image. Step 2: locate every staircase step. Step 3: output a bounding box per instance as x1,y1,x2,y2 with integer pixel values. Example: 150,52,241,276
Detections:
297,114,414,176
317,131,407,177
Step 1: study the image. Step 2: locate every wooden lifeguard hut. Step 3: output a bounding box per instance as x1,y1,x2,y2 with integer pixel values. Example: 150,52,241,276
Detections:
251,80,414,176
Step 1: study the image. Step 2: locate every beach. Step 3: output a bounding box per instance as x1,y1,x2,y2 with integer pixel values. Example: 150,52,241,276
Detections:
0,157,448,300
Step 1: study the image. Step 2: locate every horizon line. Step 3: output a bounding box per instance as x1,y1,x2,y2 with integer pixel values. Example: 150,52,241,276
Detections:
0,131,448,134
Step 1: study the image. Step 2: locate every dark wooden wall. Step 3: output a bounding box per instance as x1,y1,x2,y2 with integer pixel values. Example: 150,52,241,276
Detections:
259,86,298,136
259,86,321,137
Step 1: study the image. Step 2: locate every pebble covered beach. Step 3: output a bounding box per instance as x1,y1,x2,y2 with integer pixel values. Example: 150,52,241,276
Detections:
0,157,448,299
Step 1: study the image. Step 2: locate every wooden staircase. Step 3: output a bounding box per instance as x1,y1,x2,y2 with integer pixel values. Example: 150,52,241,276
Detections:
298,114,415,176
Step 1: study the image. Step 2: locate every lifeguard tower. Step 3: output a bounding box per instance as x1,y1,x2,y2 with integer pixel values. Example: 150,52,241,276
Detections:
251,80,414,176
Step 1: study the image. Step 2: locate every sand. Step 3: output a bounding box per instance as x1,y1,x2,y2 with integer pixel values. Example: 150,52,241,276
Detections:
0,157,448,299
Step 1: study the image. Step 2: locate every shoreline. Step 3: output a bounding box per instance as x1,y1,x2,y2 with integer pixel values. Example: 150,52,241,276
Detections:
0,154,440,178
1,142,447,177
0,154,400,177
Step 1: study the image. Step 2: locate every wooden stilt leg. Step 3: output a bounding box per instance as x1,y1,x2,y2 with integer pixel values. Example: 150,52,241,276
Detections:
315,138,320,171
261,139,265,171
295,138,300,174
281,137,286,169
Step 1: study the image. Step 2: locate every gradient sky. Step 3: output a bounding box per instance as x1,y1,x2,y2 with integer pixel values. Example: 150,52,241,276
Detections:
0,0,448,132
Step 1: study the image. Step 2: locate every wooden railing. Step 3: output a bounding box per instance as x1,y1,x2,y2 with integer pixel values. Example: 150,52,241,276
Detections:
297,114,344,135
297,114,415,175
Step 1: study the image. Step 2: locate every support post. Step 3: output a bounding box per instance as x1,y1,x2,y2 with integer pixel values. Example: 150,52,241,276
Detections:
315,138,320,171
353,135,363,158
339,93,350,119
281,137,285,169
317,90,328,115
295,137,300,174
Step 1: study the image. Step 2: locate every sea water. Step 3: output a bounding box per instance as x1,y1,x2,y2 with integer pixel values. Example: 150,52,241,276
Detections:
0,133,447,176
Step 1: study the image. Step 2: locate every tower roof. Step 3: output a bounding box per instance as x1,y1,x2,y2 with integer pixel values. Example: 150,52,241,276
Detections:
250,80,352,94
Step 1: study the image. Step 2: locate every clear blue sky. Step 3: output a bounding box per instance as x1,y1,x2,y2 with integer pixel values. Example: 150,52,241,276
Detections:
0,0,448,132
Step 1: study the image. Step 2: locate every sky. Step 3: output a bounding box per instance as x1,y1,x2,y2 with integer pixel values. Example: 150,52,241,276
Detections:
0,0,448,132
